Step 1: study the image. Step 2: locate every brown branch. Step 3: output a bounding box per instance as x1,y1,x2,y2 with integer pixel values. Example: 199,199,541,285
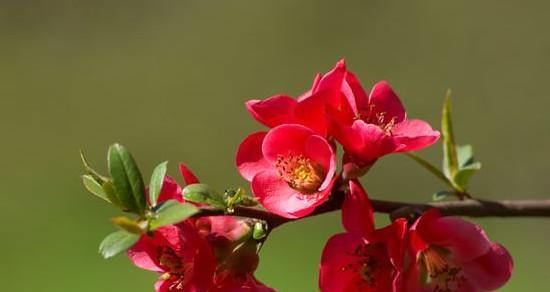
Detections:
195,190,550,228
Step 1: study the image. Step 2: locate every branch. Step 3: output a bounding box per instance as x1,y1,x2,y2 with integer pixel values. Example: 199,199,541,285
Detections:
195,190,550,228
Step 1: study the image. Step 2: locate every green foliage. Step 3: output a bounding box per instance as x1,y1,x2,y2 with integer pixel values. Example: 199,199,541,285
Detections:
107,144,147,215
99,230,139,259
148,200,199,231
149,161,168,208
81,174,111,203
111,216,145,234
407,91,482,200
183,183,226,208
442,91,459,179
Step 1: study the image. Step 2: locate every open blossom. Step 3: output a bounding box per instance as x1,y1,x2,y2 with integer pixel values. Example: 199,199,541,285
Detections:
329,80,440,174
127,223,217,292
245,60,347,136
319,180,407,292
404,209,513,292
236,124,337,218
245,59,439,177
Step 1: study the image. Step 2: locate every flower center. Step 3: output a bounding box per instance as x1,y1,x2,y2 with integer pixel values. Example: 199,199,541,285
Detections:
359,104,397,134
420,246,466,291
342,242,393,290
275,154,324,194
157,246,192,290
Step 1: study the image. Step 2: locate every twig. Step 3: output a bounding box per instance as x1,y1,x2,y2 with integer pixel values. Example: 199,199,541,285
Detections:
194,189,550,228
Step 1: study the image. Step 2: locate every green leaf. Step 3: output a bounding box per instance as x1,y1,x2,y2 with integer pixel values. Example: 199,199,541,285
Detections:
456,144,475,168
108,144,147,215
149,161,168,208
405,153,454,189
82,175,111,203
454,162,481,188
101,180,123,208
80,150,109,183
442,91,459,179
98,230,139,259
432,190,456,201
154,199,180,213
149,202,199,231
182,183,226,208
111,216,145,234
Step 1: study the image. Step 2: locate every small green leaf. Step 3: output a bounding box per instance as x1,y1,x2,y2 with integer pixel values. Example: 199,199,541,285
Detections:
108,144,147,215
80,150,109,183
99,230,139,259
149,161,168,208
82,175,111,203
149,202,199,231
111,216,145,234
432,190,456,201
154,199,180,213
454,162,481,188
183,183,226,208
456,144,475,168
442,91,459,179
405,153,454,189
102,180,123,208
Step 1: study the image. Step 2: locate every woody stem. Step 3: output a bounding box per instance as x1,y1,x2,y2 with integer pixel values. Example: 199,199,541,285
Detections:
194,189,550,228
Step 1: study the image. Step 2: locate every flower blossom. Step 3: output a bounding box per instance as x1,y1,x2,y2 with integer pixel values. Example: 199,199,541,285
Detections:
236,124,337,218
404,209,513,292
320,180,407,291
329,79,440,176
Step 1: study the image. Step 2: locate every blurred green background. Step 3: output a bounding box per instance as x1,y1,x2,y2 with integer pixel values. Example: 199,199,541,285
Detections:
1,1,549,291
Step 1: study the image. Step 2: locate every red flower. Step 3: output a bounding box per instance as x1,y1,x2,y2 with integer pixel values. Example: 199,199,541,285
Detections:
404,210,513,292
245,60,347,136
319,180,407,292
329,80,440,174
178,164,276,291
127,223,217,292
236,124,337,218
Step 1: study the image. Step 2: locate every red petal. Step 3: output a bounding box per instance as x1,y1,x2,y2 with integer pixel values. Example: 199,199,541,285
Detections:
344,71,369,114
342,180,374,234
368,81,406,124
127,236,164,273
416,211,493,262
297,73,323,102
348,120,399,162
155,176,183,204
236,132,270,182
261,124,314,164
294,91,330,136
391,119,440,152
304,134,336,190
315,60,347,103
251,169,326,218
463,243,513,291
319,233,366,292
245,95,297,128
178,163,200,185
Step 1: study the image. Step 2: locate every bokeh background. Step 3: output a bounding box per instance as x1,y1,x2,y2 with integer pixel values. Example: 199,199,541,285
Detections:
1,1,549,291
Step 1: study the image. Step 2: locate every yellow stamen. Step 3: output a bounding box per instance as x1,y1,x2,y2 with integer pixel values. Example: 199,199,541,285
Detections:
275,154,324,194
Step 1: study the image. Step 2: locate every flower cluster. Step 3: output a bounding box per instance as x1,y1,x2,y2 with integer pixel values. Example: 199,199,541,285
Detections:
128,165,275,291
83,60,514,292
237,60,512,291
